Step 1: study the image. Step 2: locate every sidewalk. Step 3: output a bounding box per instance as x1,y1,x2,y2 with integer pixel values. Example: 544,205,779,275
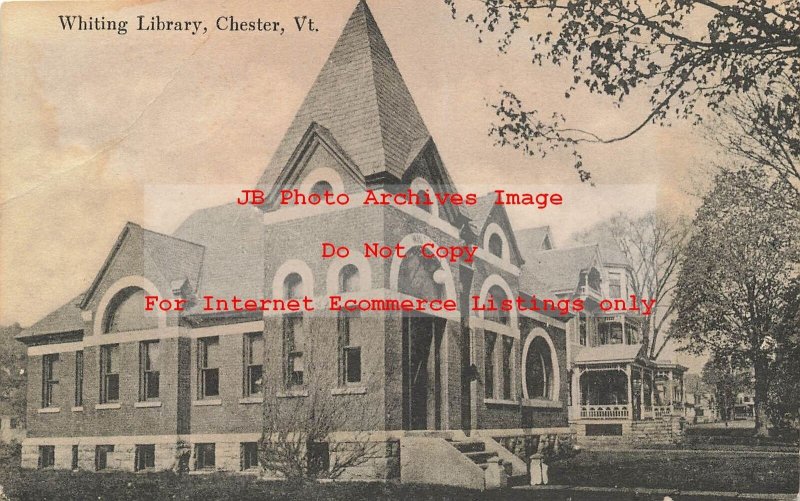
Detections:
514,484,799,500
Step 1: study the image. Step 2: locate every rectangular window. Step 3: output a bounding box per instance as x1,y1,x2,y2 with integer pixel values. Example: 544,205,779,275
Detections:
100,345,120,403
579,316,587,346
609,274,622,298
42,354,59,408
74,351,83,406
283,314,304,387
502,337,513,400
71,445,79,470
338,313,362,385
484,332,496,399
195,443,215,470
140,341,160,401
38,445,55,469
240,442,259,470
95,445,114,471
198,337,220,398
135,444,156,471
244,333,263,397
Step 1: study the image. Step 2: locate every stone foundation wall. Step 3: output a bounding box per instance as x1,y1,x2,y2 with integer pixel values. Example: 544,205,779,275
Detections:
492,430,576,462
574,417,684,448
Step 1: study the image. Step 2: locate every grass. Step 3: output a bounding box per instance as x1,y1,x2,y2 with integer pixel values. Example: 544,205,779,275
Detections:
547,449,799,494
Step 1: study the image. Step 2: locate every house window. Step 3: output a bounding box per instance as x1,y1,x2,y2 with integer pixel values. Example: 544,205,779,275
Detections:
599,322,623,345
579,316,587,346
241,442,259,470
10,418,18,429
485,286,509,325
416,190,432,213
484,331,496,399
609,273,622,298
198,337,220,399
140,341,160,401
338,265,362,386
244,333,264,397
502,337,514,400
95,445,114,470
525,336,554,400
100,345,120,403
71,445,79,470
42,354,59,408
488,233,503,258
38,445,55,469
135,444,155,471
283,273,305,388
74,351,83,406
195,443,215,470
310,180,333,196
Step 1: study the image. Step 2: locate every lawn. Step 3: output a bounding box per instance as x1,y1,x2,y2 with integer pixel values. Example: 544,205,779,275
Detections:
547,449,799,494
0,446,796,500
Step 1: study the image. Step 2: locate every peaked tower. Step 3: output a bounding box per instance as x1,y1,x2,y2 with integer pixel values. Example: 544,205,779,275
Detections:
257,0,431,189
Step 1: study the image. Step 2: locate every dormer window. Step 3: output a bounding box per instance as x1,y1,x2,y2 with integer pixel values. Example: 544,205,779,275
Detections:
488,233,503,258
310,180,333,196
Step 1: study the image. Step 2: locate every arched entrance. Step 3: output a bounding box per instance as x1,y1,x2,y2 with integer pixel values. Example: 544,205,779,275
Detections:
399,247,446,430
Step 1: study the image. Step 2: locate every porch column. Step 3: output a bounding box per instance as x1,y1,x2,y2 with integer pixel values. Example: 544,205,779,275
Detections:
639,367,646,418
668,370,674,406
570,369,582,420
625,365,632,419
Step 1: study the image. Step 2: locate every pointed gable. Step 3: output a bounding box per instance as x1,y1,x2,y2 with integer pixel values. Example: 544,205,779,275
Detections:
257,0,430,189
79,223,205,310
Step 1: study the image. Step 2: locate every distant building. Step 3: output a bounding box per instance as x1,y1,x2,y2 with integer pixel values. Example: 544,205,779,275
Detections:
0,403,25,444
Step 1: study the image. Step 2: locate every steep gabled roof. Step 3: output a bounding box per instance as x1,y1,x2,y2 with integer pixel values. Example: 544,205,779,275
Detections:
257,0,430,189
79,223,205,309
516,226,553,253
521,244,601,294
172,203,265,313
17,294,85,341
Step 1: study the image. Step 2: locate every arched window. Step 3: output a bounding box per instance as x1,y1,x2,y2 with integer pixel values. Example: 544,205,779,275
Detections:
416,190,431,214
398,247,442,300
310,180,333,196
283,273,304,387
338,264,360,293
488,233,503,258
103,287,158,333
525,336,554,400
485,285,509,325
337,265,362,385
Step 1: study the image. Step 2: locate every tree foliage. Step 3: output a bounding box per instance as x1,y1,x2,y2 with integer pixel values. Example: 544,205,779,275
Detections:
673,167,799,434
444,0,800,181
0,324,26,421
573,210,689,359
701,354,752,422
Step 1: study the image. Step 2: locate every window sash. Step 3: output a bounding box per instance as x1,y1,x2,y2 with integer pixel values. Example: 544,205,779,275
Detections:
241,442,259,470
484,333,496,399
74,351,83,406
502,337,513,400
99,345,119,403
140,342,160,401
201,368,219,397
135,445,155,471
42,355,59,408
344,347,361,384
195,444,215,469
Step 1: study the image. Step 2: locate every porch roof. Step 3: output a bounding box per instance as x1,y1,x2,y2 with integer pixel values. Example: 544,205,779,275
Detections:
574,344,647,364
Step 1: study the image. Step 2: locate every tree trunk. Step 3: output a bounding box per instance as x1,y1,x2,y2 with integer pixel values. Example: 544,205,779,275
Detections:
753,357,770,437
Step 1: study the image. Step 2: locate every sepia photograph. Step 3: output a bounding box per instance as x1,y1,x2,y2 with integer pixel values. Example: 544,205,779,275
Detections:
0,0,797,499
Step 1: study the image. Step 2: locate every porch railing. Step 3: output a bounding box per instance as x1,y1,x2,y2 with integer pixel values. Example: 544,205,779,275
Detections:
654,405,674,418
580,404,629,419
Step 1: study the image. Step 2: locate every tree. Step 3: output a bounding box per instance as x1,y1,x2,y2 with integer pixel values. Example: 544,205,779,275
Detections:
0,324,26,422
701,354,751,423
673,167,799,435
766,278,800,431
444,0,800,181
573,210,689,359
260,316,382,480
713,76,800,205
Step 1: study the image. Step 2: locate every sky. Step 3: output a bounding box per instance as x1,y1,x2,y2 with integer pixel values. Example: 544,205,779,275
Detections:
0,0,715,371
